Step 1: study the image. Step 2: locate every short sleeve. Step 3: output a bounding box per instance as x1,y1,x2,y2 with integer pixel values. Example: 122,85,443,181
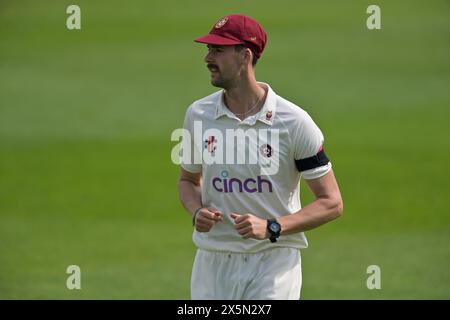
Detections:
180,106,202,173
293,112,332,180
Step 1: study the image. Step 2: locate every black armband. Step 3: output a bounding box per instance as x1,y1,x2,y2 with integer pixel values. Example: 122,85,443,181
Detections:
295,148,330,172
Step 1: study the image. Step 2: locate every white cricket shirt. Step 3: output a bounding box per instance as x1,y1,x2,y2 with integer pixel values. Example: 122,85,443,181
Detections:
181,82,332,253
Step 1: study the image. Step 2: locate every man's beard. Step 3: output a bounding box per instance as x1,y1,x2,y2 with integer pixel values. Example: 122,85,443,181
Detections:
208,63,231,89
211,76,227,89
210,73,234,90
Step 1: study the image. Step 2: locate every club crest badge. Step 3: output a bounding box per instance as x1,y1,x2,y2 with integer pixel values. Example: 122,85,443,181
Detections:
204,136,217,156
260,144,273,158
215,17,228,29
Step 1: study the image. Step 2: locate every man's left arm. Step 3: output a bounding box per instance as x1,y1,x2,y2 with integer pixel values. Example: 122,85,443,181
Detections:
230,169,343,239
277,169,343,235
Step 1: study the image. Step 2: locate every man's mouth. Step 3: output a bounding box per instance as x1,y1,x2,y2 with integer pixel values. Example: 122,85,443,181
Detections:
207,64,219,73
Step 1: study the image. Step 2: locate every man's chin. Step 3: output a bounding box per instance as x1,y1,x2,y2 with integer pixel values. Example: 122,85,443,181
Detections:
210,80,224,88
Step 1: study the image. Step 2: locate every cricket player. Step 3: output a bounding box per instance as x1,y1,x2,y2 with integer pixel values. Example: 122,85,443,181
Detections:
177,14,343,300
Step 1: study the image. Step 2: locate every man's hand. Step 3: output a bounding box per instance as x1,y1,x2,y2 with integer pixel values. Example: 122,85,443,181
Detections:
194,207,223,232
230,213,269,240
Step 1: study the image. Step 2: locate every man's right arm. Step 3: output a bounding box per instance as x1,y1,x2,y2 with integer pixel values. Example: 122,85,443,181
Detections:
178,168,203,215
177,168,223,232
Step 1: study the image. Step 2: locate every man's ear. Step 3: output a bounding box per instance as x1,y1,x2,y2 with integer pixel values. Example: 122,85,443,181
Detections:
242,48,253,67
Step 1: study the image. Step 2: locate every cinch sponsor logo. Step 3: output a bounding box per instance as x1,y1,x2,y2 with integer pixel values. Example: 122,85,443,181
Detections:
212,170,273,193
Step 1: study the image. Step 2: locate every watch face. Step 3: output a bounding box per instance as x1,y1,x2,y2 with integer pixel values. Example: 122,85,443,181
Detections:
270,223,280,233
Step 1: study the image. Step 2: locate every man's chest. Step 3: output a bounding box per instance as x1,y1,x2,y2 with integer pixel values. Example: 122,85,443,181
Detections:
193,118,293,176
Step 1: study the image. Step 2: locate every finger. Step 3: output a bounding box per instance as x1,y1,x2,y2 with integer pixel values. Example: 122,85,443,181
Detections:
230,213,239,220
196,221,213,232
231,213,249,224
208,207,223,216
237,226,252,236
195,221,208,231
235,221,251,231
199,209,219,221
242,229,259,239
196,219,211,227
203,210,223,222
196,226,209,232
203,209,223,222
195,224,210,232
213,211,224,221
242,232,254,239
197,216,215,228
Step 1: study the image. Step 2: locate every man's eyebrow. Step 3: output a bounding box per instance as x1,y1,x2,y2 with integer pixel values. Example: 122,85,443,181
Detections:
207,45,225,49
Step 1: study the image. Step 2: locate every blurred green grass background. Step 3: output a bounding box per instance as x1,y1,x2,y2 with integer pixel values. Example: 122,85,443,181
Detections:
1,0,449,299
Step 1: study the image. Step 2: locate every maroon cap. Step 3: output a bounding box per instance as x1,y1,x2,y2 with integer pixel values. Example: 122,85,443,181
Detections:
194,14,267,59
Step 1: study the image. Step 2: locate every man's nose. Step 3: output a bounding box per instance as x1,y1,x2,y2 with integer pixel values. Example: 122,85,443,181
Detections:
204,51,214,63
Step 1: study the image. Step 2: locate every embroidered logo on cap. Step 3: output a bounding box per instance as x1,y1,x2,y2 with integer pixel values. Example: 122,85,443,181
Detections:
215,17,228,29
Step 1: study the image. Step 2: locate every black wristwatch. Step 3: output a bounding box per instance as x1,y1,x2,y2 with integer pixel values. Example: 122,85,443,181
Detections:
267,219,281,243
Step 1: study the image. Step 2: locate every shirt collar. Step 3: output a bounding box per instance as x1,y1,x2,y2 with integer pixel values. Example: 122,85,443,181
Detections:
214,82,277,126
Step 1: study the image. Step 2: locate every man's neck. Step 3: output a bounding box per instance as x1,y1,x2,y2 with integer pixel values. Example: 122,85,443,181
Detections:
223,77,267,120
